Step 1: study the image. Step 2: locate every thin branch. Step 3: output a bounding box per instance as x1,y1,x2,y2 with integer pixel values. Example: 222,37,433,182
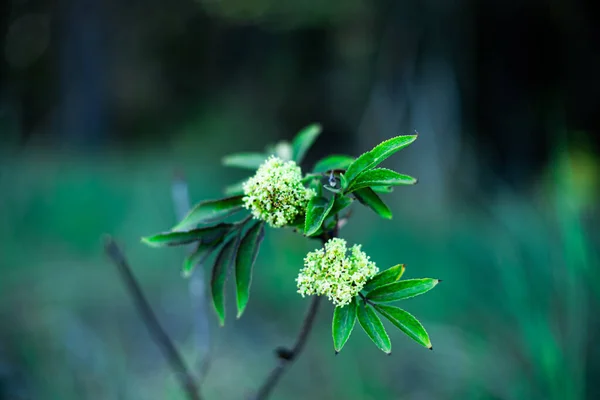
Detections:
104,237,202,400
253,231,334,400
253,296,322,400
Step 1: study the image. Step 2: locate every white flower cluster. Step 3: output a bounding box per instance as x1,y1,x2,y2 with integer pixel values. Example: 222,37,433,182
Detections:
296,238,378,307
242,156,315,228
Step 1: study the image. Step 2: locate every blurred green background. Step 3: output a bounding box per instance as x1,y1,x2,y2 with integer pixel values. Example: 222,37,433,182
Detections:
1,0,599,399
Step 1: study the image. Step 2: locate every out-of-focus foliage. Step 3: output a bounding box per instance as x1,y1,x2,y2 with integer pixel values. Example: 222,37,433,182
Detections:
1,136,598,399
1,0,600,398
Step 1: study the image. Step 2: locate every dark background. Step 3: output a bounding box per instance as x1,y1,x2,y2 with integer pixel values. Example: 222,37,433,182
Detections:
1,0,599,399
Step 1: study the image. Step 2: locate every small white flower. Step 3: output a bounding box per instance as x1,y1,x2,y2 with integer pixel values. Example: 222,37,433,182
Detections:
296,238,378,307
242,156,315,228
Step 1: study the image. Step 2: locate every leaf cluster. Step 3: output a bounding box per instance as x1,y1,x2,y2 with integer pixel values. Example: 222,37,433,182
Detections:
142,123,439,355
333,264,440,353
140,124,323,324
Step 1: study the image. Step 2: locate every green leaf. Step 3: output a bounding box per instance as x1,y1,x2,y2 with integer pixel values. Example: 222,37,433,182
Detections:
371,186,394,193
289,213,306,230
313,155,355,173
339,173,348,190
224,179,247,196
357,301,391,354
222,153,267,170
367,278,440,303
363,264,406,293
308,178,323,197
323,185,342,194
172,196,245,231
327,195,353,218
347,168,416,193
304,196,335,236
210,235,241,326
332,298,357,353
353,188,392,219
292,123,322,163
374,304,432,349
235,222,265,318
344,135,418,184
182,236,225,278
142,224,232,248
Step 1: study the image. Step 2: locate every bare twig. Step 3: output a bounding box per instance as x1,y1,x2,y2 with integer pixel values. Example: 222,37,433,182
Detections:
253,296,323,400
253,230,335,400
104,237,202,400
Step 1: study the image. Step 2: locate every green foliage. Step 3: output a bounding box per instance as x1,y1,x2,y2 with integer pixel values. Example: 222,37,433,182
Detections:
292,123,322,163
235,222,265,318
211,234,241,326
332,298,357,353
327,195,353,218
363,264,405,292
224,180,246,196
312,155,354,173
371,185,394,193
304,196,334,236
346,168,416,193
141,224,232,247
353,188,392,219
182,236,225,278
343,134,418,185
143,125,436,359
374,304,432,349
222,153,269,170
357,301,391,354
172,196,244,231
366,278,440,303
331,265,438,354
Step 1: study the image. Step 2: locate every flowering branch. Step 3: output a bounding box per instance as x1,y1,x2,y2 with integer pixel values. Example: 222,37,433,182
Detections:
141,124,440,398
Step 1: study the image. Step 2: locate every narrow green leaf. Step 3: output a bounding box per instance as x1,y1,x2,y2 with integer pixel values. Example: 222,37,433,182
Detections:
292,123,322,163
304,196,335,236
323,185,342,194
308,177,323,197
289,213,306,230
172,196,244,231
353,188,392,219
367,278,440,303
344,135,418,184
371,186,394,193
224,179,247,196
339,173,348,190
313,155,355,173
182,236,225,278
327,195,353,218
332,298,358,353
222,153,267,170
210,235,241,326
142,224,231,248
374,304,432,349
357,301,391,354
235,222,265,318
347,168,416,193
363,264,406,293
